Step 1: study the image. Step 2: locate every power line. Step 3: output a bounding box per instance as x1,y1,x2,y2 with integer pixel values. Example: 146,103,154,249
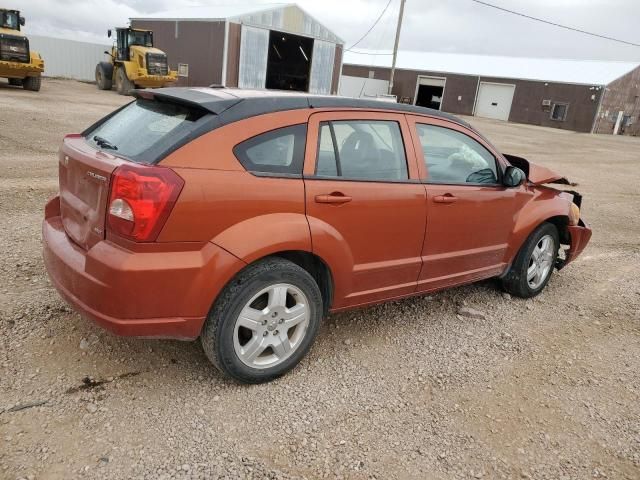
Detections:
345,0,393,52
470,0,640,48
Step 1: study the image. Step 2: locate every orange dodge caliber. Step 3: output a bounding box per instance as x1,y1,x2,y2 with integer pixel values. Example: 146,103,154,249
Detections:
43,88,592,383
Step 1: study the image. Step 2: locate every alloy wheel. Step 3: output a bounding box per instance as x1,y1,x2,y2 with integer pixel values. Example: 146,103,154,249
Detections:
233,283,310,369
527,234,555,289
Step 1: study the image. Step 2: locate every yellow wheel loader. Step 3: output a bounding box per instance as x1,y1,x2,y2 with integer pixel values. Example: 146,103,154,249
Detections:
0,9,44,91
96,27,177,95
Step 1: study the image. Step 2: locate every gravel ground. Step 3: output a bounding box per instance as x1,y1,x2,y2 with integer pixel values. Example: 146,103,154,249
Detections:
1,78,639,480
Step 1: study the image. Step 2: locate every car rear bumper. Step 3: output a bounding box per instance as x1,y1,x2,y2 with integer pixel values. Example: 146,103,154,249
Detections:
42,196,244,339
561,219,592,268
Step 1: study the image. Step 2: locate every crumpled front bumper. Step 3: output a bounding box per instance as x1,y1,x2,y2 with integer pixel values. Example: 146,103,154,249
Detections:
558,219,592,269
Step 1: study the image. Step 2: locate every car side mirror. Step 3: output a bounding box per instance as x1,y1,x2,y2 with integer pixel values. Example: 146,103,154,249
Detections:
19,16,25,26
503,166,526,187
107,29,112,38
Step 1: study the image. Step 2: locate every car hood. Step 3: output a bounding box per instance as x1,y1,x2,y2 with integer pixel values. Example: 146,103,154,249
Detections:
503,154,573,185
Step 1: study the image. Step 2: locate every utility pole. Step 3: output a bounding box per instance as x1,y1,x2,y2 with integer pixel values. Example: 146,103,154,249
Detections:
388,0,406,95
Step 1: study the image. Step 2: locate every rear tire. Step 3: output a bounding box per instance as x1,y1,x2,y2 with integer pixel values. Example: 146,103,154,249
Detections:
501,222,559,298
22,76,41,92
8,78,22,86
115,67,134,96
201,257,323,384
95,62,113,90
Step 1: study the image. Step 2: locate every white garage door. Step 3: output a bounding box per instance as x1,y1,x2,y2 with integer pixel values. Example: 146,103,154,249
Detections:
475,82,515,121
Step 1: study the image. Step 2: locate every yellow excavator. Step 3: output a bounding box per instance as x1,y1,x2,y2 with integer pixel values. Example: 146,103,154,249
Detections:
96,27,177,95
0,9,44,91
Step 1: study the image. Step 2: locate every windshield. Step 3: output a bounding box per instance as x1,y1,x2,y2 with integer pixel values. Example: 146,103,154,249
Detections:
85,99,209,164
0,11,19,30
128,30,152,47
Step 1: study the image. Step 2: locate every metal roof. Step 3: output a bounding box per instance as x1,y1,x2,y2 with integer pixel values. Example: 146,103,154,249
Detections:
132,3,290,20
130,3,343,44
344,50,640,86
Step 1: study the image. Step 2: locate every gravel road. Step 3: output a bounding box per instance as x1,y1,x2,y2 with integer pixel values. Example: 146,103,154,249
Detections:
1,78,639,480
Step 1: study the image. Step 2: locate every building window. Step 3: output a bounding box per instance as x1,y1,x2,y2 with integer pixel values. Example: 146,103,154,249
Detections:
550,103,569,121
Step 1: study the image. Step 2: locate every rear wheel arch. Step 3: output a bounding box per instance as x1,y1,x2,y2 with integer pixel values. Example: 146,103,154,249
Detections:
270,250,334,315
210,213,313,264
210,249,334,317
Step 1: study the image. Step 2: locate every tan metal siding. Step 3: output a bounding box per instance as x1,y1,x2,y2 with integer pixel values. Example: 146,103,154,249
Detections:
342,64,600,132
594,66,640,135
131,19,226,87
226,22,241,87
331,44,342,94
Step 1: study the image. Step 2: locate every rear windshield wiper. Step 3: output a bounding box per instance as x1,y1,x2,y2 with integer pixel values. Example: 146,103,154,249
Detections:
93,135,118,150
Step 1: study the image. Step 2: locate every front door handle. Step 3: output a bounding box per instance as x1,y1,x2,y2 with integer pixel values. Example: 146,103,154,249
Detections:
315,192,352,204
433,194,457,204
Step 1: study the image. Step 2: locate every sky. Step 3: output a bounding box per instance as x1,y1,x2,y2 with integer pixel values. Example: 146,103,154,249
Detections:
17,0,640,62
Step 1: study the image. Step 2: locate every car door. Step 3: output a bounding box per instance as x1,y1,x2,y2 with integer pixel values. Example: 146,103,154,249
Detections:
406,115,529,291
303,111,427,309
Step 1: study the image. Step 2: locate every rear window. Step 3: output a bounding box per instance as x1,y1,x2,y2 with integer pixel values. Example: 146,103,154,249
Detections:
233,124,307,176
84,99,209,164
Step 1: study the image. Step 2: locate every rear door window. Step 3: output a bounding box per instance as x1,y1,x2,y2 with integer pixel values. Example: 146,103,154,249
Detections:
416,124,498,184
315,120,408,181
234,124,307,175
85,99,209,164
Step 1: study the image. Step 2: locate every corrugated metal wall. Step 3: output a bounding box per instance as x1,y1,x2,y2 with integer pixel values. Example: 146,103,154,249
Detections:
234,5,342,44
131,20,226,87
29,36,110,82
238,25,269,89
309,40,335,94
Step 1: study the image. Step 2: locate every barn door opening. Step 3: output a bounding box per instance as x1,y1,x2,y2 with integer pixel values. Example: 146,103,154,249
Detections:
414,76,446,110
265,30,313,91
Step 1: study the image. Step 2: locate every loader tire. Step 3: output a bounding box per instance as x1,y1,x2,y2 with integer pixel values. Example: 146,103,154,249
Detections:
23,76,41,92
96,62,113,90
115,67,134,96
8,78,22,86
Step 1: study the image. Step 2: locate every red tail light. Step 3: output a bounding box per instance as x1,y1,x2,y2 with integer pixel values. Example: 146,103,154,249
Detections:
107,164,184,242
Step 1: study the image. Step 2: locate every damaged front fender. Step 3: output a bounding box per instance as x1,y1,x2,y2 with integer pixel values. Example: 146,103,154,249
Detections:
503,153,574,186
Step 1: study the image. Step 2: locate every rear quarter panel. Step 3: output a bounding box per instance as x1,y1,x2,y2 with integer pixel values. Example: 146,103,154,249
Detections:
157,110,313,261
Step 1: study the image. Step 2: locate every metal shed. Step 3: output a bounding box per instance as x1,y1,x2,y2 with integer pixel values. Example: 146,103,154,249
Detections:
341,50,640,135
131,4,344,95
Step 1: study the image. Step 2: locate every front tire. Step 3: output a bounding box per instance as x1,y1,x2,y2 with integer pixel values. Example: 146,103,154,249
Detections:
502,222,559,298
22,76,41,92
115,67,134,96
8,78,22,86
201,257,323,384
95,62,113,90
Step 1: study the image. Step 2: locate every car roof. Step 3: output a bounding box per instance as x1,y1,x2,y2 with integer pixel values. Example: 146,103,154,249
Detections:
134,87,472,130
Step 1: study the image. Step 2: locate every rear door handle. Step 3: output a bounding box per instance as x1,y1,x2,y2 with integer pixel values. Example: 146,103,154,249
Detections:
433,194,457,204
315,193,352,204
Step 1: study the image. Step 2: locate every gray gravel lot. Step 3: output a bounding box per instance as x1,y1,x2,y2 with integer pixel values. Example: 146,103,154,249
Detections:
1,78,639,480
